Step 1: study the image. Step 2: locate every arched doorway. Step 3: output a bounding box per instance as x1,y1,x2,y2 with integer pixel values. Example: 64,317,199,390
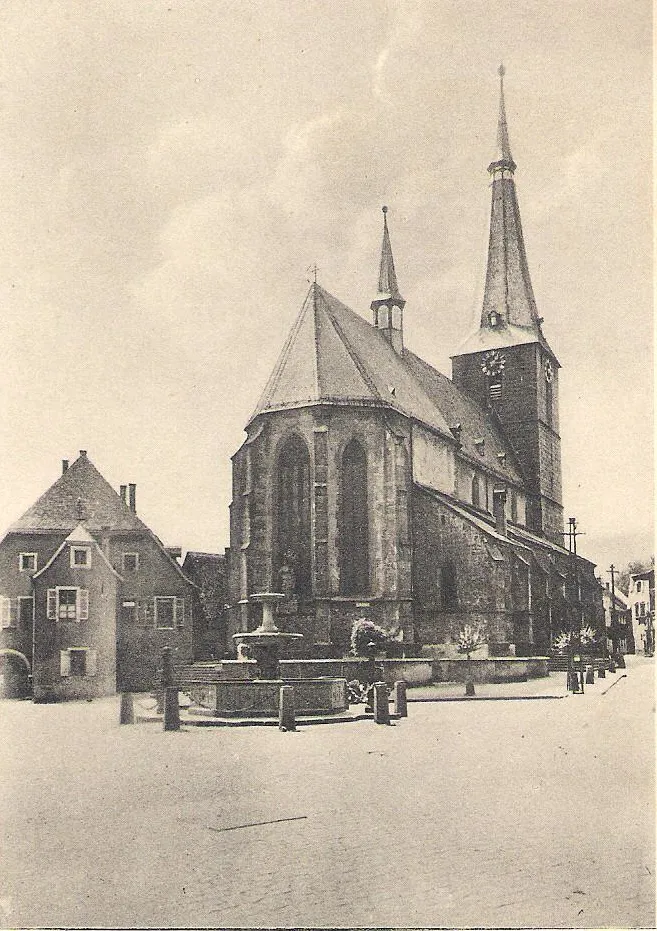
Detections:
0,650,31,698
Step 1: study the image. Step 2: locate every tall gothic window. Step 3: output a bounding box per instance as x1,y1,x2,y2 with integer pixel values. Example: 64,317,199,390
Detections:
339,439,369,595
275,436,311,597
471,473,480,508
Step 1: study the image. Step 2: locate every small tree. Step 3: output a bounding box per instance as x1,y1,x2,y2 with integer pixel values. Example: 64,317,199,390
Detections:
456,624,485,695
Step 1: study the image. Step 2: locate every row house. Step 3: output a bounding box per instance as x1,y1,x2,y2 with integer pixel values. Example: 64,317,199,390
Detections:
0,451,196,700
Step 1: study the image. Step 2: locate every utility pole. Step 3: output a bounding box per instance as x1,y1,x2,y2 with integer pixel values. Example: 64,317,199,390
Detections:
567,518,583,692
608,564,625,668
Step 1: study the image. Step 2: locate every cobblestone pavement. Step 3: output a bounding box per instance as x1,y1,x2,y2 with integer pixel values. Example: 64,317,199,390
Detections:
0,657,653,929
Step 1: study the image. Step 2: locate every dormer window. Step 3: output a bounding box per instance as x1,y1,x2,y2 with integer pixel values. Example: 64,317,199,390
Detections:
123,553,139,573
474,438,485,456
19,553,37,573
488,311,500,327
70,546,91,569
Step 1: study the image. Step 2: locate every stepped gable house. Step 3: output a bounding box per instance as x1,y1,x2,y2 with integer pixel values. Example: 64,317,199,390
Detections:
0,451,195,700
226,69,603,658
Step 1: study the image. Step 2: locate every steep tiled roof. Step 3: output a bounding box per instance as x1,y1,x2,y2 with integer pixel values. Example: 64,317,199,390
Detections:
250,284,452,437
7,453,149,534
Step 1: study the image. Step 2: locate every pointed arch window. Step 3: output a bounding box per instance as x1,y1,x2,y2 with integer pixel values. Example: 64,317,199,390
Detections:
339,440,369,595
275,436,311,597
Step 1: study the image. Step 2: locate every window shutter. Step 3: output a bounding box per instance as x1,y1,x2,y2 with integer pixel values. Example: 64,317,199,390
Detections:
86,650,97,677
1,597,10,627
78,589,89,621
60,650,71,677
47,589,57,620
176,597,185,629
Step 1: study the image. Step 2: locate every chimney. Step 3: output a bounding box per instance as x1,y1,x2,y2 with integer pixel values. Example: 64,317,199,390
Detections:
128,483,137,513
493,486,507,536
119,485,128,505
79,450,87,458
62,460,69,474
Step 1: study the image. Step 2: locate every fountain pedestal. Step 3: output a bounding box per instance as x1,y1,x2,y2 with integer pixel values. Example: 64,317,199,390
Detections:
232,593,303,680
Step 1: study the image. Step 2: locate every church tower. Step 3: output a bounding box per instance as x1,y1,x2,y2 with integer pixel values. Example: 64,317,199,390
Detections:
451,66,564,544
371,206,406,354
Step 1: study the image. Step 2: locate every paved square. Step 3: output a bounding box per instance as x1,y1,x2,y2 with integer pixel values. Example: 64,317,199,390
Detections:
1,658,653,928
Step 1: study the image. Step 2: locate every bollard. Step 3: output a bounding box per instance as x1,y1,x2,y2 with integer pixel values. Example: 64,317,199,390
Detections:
373,681,390,725
597,665,606,679
608,658,616,673
616,653,626,669
279,685,296,732
119,692,135,725
585,666,595,685
161,646,174,687
567,670,580,692
163,687,180,731
393,680,408,718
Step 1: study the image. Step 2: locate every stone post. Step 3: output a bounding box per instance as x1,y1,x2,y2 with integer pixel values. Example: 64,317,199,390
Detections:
279,685,296,732
393,680,408,717
608,657,616,673
119,692,134,725
597,665,606,678
585,666,595,685
163,687,180,731
373,681,390,725
616,653,626,669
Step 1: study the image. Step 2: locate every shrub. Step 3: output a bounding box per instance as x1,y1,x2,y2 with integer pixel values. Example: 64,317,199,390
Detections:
350,618,391,657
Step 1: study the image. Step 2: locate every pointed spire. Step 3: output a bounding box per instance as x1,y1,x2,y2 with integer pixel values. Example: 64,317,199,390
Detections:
371,206,405,353
491,63,515,169
375,206,404,302
479,66,543,337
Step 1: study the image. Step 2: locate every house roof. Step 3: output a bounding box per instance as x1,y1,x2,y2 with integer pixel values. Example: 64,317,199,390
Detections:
4,453,197,588
7,453,149,534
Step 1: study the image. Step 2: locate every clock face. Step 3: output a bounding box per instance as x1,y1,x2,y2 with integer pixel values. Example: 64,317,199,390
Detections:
481,350,506,377
545,360,554,383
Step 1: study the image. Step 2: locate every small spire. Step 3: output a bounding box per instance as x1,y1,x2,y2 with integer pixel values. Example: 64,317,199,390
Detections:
376,205,404,302
490,63,515,172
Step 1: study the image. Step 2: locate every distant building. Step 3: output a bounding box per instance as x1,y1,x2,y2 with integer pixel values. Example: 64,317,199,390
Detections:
0,451,196,700
601,582,633,656
224,70,603,659
628,568,654,656
181,551,228,660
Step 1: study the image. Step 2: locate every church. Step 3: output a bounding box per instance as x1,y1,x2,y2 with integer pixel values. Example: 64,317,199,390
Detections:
225,70,603,660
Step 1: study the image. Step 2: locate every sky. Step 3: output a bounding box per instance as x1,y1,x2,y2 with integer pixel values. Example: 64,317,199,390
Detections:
0,0,652,573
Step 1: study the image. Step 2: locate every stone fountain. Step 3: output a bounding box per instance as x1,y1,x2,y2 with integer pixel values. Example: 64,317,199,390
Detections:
233,592,303,678
187,592,348,718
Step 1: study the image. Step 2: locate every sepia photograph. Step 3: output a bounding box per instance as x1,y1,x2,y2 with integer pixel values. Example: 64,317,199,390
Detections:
0,1,653,928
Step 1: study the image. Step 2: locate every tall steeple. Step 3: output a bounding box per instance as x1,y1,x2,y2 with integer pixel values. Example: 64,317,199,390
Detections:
479,65,545,342
371,206,406,354
452,68,564,544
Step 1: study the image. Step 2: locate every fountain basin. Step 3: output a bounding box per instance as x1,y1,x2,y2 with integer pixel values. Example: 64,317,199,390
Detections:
188,676,348,717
